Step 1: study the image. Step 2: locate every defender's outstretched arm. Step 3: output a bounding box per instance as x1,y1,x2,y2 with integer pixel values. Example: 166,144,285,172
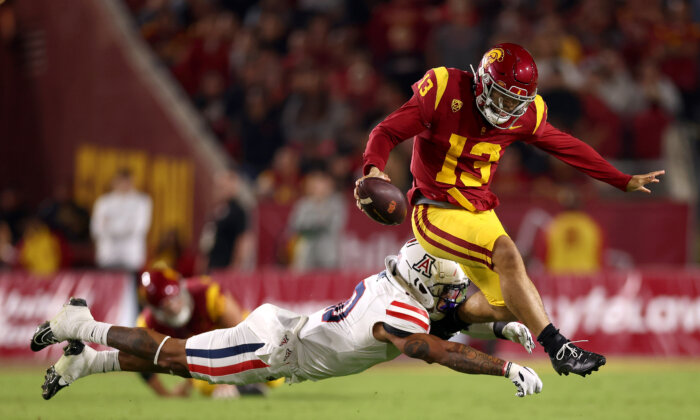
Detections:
373,323,542,397
374,323,505,375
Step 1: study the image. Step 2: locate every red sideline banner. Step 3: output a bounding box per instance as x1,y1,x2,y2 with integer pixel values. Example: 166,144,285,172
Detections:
213,268,700,356
210,269,371,316
535,269,700,356
3,269,698,358
0,271,136,360
256,198,691,269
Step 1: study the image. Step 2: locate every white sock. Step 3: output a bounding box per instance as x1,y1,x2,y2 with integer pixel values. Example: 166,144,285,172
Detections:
57,347,121,383
77,322,112,346
88,350,121,374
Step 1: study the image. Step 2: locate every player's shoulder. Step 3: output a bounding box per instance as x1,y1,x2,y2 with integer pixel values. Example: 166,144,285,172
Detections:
136,309,154,328
186,276,212,291
507,94,548,136
366,272,418,307
445,67,472,81
384,297,431,334
186,276,218,303
420,66,471,82
374,271,431,333
413,67,471,110
191,276,227,322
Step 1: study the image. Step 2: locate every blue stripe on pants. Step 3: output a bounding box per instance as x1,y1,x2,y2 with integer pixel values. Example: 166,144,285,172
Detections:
185,343,264,359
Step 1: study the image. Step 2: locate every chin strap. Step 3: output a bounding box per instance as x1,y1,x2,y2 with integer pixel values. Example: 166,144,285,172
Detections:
469,64,478,81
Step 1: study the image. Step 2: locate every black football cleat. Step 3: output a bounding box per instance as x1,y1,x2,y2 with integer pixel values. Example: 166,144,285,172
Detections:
549,341,606,377
31,321,58,352
42,366,67,400
41,340,85,400
31,298,88,352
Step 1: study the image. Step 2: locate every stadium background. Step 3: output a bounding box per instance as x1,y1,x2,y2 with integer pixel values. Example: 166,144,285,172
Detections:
1,0,699,418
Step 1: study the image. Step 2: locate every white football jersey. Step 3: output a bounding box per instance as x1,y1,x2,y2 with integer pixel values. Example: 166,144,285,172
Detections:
295,271,431,381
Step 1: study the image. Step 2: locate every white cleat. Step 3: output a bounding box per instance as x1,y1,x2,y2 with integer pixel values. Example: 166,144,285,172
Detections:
31,298,94,352
42,340,96,400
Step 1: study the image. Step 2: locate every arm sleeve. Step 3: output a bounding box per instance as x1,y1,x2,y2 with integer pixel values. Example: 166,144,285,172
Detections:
362,95,428,175
382,322,414,338
461,322,501,339
528,123,632,191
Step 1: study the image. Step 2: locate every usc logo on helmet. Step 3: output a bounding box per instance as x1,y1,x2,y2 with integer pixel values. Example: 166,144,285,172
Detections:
484,48,504,67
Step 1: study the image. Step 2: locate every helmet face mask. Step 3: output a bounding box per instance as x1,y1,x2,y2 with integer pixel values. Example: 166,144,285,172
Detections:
432,283,468,314
152,290,193,328
473,43,538,129
141,268,194,328
386,239,469,315
481,75,535,124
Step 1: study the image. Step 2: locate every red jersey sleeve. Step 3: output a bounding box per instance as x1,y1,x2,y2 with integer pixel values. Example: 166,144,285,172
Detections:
527,122,632,191
410,68,445,124
362,95,426,175
362,68,449,175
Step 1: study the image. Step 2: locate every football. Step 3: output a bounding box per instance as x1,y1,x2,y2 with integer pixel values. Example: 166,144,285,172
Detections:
356,178,408,225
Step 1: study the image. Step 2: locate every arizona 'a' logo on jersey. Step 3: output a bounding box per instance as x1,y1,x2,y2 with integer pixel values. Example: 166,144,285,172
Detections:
412,254,436,277
451,99,463,112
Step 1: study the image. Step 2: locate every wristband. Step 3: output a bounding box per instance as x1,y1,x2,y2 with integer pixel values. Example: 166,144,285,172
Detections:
153,336,171,365
502,361,512,377
493,322,507,340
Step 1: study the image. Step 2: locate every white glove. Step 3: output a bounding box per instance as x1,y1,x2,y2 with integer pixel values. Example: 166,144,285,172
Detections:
502,322,535,354
505,362,543,398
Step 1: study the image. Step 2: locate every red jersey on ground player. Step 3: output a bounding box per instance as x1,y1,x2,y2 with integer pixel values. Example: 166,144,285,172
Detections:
137,274,236,338
136,267,255,398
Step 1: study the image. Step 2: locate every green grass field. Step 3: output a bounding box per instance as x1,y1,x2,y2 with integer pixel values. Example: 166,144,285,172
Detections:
2,358,699,420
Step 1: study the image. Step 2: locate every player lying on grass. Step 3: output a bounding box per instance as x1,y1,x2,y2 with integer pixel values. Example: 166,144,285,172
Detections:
135,266,268,398
32,240,542,400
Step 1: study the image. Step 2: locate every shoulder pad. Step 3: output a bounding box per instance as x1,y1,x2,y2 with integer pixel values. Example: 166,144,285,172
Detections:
411,67,451,116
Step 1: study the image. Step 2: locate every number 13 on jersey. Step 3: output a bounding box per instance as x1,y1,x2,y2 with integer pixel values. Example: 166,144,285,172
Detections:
435,134,502,187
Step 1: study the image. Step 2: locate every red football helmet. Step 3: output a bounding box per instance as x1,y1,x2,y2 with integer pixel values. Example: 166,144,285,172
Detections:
141,267,194,327
473,43,538,129
140,267,182,307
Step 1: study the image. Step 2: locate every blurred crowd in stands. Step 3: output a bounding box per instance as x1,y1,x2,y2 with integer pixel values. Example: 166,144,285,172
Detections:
1,0,699,275
124,0,699,202
0,168,251,277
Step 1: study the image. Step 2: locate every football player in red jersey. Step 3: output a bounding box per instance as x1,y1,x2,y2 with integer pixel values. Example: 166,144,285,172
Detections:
136,267,265,397
355,43,664,377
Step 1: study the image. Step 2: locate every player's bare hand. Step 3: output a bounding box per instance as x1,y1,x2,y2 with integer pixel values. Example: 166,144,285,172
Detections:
626,170,665,194
354,166,391,210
